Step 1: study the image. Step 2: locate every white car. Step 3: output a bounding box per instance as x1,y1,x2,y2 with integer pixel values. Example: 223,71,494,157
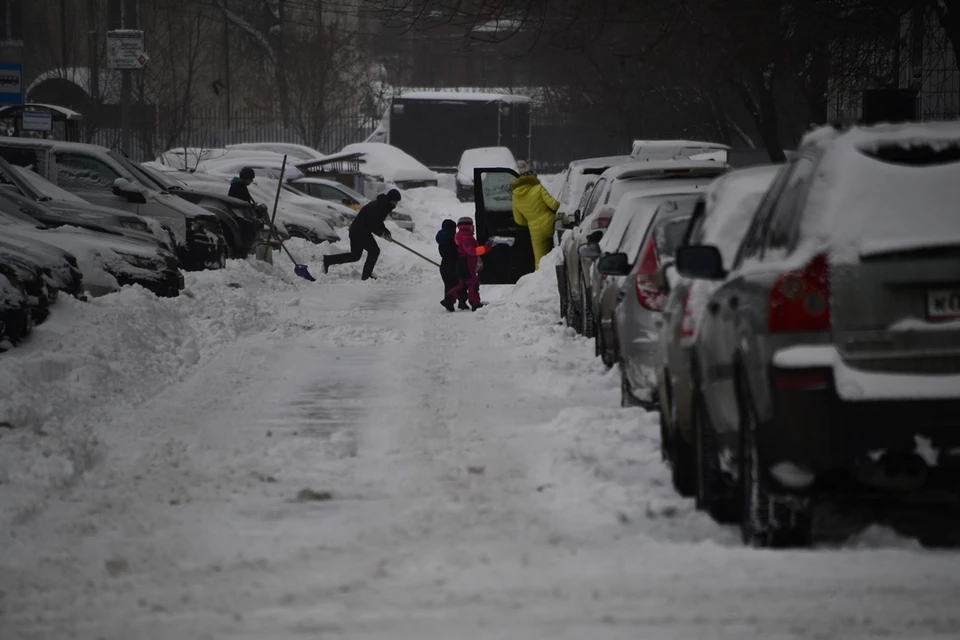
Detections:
287,176,416,232
456,147,518,202
340,142,438,194
226,142,325,162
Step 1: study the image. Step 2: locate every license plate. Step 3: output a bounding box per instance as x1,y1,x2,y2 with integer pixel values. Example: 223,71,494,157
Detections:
927,288,960,320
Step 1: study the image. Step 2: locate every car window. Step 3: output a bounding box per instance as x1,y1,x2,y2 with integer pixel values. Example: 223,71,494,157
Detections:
581,178,607,218
763,157,814,255
318,184,350,201
733,163,795,267
55,153,121,191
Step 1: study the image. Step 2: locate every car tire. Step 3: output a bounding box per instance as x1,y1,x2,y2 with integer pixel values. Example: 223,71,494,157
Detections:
620,365,641,408
738,377,812,548
694,385,739,524
580,274,596,338
567,279,582,332
667,385,696,497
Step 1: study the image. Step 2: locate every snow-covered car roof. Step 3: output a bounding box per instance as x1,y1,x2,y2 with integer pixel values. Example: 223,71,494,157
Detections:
630,139,731,158
340,143,437,183
797,121,960,263
226,143,325,162
457,147,518,183
606,159,730,182
700,165,782,269
598,191,678,255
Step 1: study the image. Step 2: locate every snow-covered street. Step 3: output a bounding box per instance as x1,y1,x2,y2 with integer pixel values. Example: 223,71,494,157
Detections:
2,188,960,640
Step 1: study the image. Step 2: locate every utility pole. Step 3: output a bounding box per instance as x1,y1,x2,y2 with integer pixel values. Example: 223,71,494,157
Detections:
87,0,99,107
224,0,230,129
120,0,139,157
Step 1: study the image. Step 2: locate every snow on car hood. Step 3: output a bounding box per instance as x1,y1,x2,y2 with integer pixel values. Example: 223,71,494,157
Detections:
341,143,437,182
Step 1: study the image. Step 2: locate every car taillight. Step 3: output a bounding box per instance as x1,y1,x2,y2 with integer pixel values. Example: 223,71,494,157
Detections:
768,253,830,333
634,236,664,311
593,215,611,230
680,289,696,339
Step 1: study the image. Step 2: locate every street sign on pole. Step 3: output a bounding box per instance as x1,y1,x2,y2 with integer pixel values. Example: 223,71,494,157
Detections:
0,63,25,106
107,30,147,70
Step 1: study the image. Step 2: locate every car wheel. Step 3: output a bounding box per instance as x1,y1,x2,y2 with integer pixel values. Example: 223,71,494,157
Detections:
580,274,596,338
594,326,603,360
620,365,641,408
567,279,582,332
694,385,739,523
738,378,812,548
667,384,696,497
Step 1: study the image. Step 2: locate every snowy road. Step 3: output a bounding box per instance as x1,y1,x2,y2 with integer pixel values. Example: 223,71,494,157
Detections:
2,188,960,639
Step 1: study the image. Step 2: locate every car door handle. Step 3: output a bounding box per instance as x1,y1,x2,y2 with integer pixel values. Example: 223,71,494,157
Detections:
729,296,739,310
707,301,720,315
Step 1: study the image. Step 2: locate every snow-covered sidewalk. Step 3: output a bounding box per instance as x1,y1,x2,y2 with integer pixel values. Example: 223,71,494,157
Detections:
2,189,959,640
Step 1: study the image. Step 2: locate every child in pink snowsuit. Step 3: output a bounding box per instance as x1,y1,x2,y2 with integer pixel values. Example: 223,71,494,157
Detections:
442,217,492,312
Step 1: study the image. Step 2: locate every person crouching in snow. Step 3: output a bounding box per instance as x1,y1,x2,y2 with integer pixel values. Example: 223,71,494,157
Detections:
511,160,560,271
442,217,491,312
437,219,469,310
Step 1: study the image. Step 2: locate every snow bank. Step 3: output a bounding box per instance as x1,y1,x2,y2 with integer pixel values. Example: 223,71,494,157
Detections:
0,259,303,523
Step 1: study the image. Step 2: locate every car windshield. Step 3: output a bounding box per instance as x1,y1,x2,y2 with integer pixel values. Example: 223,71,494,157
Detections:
323,181,367,202
0,156,48,202
108,151,167,191
13,166,87,203
139,164,186,190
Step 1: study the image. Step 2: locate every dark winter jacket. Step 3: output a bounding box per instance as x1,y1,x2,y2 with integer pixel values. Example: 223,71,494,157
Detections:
350,192,396,238
228,178,254,204
436,219,459,266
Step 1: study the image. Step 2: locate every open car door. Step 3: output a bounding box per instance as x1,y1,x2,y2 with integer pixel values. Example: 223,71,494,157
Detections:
473,167,533,284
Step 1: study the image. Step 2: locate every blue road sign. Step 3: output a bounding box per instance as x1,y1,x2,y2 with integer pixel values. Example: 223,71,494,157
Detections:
0,63,24,106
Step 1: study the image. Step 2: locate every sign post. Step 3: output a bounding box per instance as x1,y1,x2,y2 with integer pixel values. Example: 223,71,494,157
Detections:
0,63,25,107
107,29,148,157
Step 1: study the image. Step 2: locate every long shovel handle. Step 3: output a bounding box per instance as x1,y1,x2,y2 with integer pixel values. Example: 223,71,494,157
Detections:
388,237,441,267
265,154,288,247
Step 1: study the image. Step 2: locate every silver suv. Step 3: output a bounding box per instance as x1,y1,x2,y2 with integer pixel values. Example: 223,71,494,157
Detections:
676,122,960,547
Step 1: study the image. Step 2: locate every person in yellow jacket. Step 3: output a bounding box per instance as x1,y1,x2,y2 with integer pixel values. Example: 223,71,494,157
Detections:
511,160,560,270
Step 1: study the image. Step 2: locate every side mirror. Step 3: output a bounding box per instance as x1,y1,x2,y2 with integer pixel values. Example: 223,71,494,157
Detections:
578,242,602,261
574,209,582,225
676,245,726,280
586,230,603,244
655,261,675,294
597,252,631,276
112,177,146,203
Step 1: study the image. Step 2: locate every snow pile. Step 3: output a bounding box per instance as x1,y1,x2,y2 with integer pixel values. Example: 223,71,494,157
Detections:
0,259,302,522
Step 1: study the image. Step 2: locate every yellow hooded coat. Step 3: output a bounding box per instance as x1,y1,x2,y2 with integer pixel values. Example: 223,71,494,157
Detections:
511,175,560,270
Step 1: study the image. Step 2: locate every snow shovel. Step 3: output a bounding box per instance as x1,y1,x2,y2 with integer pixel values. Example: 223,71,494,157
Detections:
265,155,316,282
387,238,441,268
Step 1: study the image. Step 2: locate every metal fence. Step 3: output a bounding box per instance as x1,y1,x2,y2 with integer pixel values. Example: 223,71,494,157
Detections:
87,103,381,162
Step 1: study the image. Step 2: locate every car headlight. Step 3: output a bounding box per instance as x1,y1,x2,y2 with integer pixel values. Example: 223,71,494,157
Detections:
118,253,165,271
120,220,150,233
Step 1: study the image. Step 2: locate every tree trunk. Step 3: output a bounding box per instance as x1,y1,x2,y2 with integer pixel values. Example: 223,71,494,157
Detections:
933,0,960,78
733,77,785,162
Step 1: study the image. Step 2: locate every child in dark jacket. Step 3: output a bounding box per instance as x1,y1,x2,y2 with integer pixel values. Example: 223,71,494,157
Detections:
442,216,492,312
436,219,469,310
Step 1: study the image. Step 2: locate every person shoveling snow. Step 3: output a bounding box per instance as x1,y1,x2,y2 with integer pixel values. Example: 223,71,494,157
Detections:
323,188,401,281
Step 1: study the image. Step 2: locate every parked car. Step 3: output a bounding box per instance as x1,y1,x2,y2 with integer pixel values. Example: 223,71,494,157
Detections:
553,155,632,236
456,147,518,202
0,158,172,251
676,122,960,548
340,142,439,193
582,192,678,366
137,162,264,258
653,165,780,506
287,176,416,232
0,236,84,300
0,245,57,325
0,271,31,351
609,195,700,411
226,142,325,162
0,202,183,298
0,139,227,271
630,140,731,160
563,160,730,336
